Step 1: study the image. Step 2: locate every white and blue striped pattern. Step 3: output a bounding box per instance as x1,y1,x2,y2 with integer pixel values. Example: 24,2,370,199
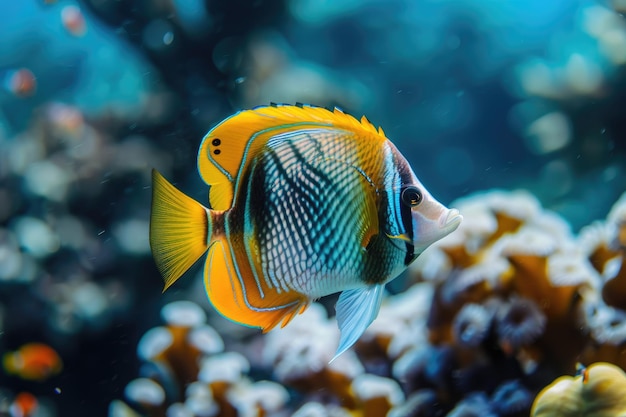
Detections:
241,129,375,298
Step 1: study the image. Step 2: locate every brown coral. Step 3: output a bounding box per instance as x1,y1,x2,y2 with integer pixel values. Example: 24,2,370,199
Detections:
413,190,591,374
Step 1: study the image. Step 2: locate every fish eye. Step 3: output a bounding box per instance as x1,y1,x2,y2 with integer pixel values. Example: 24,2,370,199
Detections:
401,186,423,207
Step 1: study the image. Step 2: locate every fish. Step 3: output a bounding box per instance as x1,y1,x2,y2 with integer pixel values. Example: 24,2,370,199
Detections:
150,104,462,359
4,68,36,98
11,392,39,417
3,343,63,381
61,5,87,37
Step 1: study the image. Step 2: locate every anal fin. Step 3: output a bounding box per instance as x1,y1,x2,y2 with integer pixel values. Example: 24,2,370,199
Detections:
204,240,307,331
332,284,385,362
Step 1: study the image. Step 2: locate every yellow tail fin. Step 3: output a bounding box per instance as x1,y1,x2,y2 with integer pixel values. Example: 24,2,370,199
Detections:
150,169,211,291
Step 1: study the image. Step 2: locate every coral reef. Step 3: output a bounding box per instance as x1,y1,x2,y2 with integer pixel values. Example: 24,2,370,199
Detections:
578,192,626,369
0,101,170,339
0,98,174,414
114,301,408,417
114,300,291,417
404,189,626,415
109,191,626,417
414,190,592,375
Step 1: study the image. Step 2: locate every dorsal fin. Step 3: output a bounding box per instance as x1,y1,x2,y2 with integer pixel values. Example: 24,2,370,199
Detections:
197,104,388,210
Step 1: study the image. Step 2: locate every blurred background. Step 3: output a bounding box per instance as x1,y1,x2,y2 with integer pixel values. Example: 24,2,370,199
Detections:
1,0,625,415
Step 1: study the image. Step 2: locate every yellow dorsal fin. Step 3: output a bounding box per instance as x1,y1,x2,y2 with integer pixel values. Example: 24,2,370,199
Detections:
150,169,211,291
204,238,307,331
197,104,388,210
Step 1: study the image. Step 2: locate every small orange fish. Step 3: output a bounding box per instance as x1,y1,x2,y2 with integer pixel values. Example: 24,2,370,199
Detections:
4,69,36,98
10,392,38,417
3,343,62,381
150,104,462,359
61,5,87,37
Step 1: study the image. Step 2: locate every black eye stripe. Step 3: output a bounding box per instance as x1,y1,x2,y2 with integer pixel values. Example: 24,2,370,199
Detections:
401,186,423,207
399,187,415,264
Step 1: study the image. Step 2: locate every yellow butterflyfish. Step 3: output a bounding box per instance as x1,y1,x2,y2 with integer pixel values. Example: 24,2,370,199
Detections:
150,104,462,360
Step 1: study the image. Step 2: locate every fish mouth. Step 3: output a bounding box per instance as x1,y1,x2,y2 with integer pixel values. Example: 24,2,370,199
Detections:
440,208,462,234
410,206,463,254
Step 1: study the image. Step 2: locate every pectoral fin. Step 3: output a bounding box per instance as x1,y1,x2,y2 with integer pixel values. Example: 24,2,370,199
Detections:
332,284,385,362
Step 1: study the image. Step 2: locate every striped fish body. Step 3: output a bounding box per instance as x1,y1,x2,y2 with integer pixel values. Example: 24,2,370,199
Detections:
150,105,462,359
230,128,410,298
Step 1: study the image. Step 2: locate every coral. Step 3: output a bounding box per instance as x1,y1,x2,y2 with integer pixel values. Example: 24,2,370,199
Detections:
589,192,626,310
114,300,412,417
577,192,626,369
398,189,613,414
105,189,626,417
452,303,493,348
490,380,533,417
117,300,277,417
358,283,433,360
414,190,591,376
0,102,173,351
350,374,404,417
531,362,626,417
291,402,351,417
446,393,496,417
495,297,546,352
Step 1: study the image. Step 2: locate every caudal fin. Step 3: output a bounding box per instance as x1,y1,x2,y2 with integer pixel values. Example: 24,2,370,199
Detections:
150,169,211,291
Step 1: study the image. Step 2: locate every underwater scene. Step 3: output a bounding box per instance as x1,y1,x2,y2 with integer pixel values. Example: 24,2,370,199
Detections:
2,0,626,416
